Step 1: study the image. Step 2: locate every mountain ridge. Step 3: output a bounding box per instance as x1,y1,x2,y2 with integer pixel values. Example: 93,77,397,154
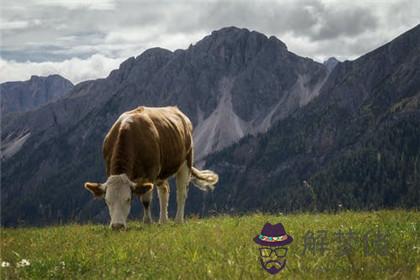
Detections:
0,74,73,115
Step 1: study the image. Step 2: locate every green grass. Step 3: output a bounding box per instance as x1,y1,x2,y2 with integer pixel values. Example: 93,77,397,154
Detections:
1,210,419,279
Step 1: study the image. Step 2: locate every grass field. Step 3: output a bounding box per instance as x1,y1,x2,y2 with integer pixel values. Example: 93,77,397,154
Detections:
1,210,419,279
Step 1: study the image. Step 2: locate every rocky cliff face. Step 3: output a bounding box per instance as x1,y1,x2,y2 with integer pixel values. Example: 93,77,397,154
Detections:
188,28,327,159
0,75,73,115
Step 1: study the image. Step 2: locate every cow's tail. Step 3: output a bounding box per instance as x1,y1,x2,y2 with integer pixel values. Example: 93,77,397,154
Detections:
190,167,219,191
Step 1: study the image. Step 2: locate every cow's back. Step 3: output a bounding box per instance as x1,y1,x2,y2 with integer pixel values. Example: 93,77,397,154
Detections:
143,107,193,179
103,106,193,181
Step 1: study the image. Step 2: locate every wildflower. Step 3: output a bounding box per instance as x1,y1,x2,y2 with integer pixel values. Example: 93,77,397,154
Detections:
60,261,65,268
16,259,30,268
1,261,10,267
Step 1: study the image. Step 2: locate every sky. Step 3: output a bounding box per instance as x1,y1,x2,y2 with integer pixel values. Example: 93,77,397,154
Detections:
0,0,419,84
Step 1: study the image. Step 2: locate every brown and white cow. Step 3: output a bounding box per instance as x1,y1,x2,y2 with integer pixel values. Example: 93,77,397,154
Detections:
84,106,218,229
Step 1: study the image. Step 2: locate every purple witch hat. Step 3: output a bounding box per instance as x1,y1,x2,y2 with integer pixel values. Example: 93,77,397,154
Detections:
253,223,293,247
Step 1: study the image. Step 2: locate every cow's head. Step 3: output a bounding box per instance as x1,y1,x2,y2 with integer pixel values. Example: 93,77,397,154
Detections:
84,174,153,229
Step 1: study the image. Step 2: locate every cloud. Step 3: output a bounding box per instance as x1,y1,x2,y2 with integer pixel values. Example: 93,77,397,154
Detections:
33,0,116,10
0,20,30,30
0,0,419,82
304,4,379,40
0,55,124,84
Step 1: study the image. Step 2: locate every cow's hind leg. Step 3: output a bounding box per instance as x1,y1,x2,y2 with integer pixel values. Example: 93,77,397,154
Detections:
157,180,169,224
140,189,153,224
175,161,190,224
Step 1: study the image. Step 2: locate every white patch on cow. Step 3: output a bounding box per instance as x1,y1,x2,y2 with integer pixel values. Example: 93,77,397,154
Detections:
1,132,31,159
140,190,153,224
118,112,135,125
174,161,190,224
157,182,169,224
103,173,134,228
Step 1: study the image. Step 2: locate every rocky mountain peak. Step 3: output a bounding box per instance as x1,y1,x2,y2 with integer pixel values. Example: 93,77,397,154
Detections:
29,75,41,81
1,75,73,114
193,26,287,63
136,47,173,59
207,26,287,48
323,57,339,72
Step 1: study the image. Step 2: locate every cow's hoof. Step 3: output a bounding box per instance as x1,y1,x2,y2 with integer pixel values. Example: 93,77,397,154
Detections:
159,217,169,224
174,217,184,224
143,218,153,224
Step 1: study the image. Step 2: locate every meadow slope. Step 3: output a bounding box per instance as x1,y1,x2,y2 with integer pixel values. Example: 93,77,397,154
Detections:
1,210,419,279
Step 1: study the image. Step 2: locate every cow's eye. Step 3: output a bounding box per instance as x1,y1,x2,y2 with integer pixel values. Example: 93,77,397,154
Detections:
126,198,131,203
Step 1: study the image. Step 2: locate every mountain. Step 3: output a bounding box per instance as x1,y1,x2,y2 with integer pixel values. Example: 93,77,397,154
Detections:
0,75,73,115
1,27,329,226
194,24,420,215
323,57,339,72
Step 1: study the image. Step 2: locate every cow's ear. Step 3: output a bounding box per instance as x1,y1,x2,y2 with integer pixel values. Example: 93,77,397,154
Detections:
84,182,106,198
131,182,153,195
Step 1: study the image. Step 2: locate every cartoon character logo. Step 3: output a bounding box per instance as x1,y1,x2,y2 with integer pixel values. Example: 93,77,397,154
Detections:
253,223,293,274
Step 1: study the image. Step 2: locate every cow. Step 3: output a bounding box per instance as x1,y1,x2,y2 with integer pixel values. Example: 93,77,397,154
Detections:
84,106,218,229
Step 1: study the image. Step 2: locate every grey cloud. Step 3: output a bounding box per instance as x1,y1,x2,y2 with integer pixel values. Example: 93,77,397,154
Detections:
309,5,378,40
160,0,320,36
1,0,419,83
0,48,85,63
198,0,378,41
113,2,168,27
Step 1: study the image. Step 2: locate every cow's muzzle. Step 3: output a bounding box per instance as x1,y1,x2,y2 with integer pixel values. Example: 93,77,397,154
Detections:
111,223,126,230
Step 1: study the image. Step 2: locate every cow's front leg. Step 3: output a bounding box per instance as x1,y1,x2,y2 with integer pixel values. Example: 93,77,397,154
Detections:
140,189,153,224
175,161,190,224
157,181,169,224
